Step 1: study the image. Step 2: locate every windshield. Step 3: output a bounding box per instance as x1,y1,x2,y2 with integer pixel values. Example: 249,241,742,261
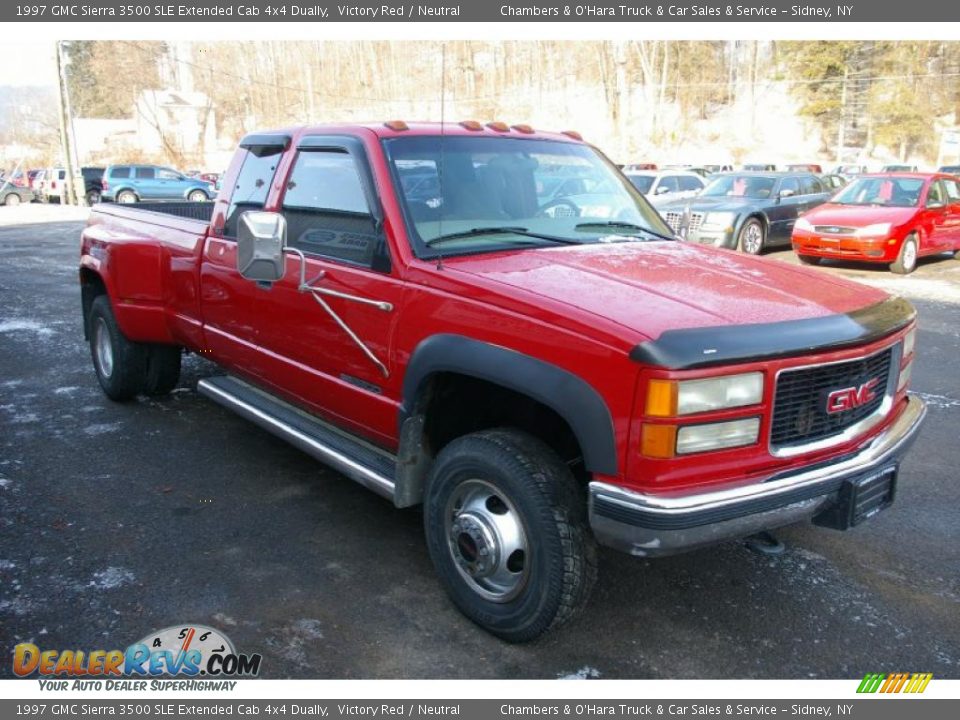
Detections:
701,175,776,199
383,135,673,257
831,177,924,207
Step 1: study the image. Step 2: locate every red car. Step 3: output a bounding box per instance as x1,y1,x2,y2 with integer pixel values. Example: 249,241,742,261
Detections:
792,172,960,274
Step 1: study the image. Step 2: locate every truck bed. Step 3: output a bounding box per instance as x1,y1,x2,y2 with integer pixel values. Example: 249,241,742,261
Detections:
88,201,215,238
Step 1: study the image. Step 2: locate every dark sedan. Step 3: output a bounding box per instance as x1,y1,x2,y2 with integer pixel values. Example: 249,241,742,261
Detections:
1,179,35,206
657,172,832,254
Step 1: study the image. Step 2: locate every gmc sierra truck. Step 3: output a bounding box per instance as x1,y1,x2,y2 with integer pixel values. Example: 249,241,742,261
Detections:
80,122,926,642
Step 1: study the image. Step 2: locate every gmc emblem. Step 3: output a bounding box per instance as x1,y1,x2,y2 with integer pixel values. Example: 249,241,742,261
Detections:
826,378,880,414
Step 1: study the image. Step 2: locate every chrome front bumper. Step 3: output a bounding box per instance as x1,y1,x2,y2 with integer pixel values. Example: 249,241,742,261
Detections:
588,395,927,557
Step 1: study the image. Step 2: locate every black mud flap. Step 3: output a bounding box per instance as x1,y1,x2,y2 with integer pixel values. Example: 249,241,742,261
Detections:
813,466,897,531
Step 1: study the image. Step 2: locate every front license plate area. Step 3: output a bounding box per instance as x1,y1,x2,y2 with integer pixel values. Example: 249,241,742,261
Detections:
813,466,897,530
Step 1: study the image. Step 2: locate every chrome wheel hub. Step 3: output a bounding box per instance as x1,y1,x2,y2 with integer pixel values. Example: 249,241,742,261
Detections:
94,318,114,378
744,224,762,253
445,479,529,603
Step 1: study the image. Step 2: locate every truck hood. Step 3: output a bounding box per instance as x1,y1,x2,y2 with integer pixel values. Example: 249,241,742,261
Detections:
444,241,889,342
801,203,919,227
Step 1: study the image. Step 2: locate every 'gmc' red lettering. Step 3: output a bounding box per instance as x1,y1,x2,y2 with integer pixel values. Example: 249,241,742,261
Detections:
826,378,880,414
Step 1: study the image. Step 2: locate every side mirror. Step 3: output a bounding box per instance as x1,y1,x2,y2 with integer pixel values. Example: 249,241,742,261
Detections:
927,201,945,210
237,211,287,282
655,185,671,195
779,188,796,198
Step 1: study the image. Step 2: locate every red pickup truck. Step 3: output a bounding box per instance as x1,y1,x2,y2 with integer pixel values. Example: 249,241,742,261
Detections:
80,122,926,642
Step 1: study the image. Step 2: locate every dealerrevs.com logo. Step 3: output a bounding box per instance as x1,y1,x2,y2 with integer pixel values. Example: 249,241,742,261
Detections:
13,624,261,690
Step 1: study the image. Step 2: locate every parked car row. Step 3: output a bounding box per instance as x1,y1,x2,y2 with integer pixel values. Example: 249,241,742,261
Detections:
652,166,960,274
3,164,218,206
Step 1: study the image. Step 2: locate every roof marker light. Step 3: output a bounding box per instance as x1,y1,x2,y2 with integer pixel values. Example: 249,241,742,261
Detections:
384,120,409,131
459,120,483,131
562,130,583,141
511,124,535,134
486,121,510,132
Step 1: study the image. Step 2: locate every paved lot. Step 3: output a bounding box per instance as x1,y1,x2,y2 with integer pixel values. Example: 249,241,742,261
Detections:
1,205,958,679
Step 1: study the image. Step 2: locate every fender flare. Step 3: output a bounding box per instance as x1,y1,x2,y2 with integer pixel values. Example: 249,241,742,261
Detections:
401,334,618,476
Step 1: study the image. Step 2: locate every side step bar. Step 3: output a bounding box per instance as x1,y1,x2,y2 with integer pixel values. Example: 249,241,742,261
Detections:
197,376,397,501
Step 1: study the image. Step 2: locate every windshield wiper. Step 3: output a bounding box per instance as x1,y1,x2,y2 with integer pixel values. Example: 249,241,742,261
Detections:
424,226,583,247
574,221,675,242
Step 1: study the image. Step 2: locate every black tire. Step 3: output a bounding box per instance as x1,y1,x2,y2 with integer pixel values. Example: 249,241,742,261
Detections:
4,193,21,206
890,235,918,275
423,429,597,642
88,295,148,401
737,217,766,254
144,345,182,396
187,189,209,202
116,190,138,204
797,255,821,265
85,189,101,206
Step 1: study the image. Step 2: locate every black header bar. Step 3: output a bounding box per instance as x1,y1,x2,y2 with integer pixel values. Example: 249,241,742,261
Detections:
5,1,960,23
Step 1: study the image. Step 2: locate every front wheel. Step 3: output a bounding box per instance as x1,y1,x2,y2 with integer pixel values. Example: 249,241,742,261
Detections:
423,429,597,642
85,189,101,206
187,190,209,202
116,190,138,204
4,193,21,206
890,235,918,275
737,218,765,254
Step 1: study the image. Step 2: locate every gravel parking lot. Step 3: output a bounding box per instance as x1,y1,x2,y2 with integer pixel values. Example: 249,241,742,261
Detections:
1,205,958,679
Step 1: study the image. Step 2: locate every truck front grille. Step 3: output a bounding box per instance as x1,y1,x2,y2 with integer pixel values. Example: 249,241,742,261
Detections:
770,347,894,450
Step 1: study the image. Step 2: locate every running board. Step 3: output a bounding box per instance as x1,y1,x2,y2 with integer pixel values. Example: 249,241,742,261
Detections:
197,376,396,501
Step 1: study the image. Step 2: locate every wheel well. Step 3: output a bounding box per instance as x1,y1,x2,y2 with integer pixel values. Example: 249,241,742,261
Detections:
80,268,108,340
416,372,587,480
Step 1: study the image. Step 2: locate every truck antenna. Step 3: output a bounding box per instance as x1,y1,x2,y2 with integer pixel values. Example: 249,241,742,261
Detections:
436,43,446,271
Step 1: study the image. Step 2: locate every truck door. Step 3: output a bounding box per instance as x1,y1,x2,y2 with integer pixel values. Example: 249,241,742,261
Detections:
199,145,285,376
253,136,404,447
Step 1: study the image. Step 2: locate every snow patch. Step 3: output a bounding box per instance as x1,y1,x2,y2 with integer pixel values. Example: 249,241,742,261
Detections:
915,392,960,410
54,386,80,395
89,567,135,590
84,422,124,436
0,320,54,338
558,666,602,680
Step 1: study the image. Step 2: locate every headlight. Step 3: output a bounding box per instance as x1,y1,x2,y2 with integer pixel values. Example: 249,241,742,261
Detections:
794,216,814,231
902,326,916,362
855,223,892,237
676,417,761,454
646,372,764,417
701,211,738,230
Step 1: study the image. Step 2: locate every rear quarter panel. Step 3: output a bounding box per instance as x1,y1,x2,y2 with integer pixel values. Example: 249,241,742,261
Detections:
81,205,210,348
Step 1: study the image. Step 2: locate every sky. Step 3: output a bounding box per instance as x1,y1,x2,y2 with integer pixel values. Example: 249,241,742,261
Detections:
1,43,58,88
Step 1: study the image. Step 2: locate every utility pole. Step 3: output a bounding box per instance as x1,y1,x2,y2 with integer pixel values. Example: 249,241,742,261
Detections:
55,41,80,205
836,66,849,165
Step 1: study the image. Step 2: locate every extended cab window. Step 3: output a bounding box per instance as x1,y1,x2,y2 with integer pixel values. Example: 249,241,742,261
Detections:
223,149,282,238
280,150,381,267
